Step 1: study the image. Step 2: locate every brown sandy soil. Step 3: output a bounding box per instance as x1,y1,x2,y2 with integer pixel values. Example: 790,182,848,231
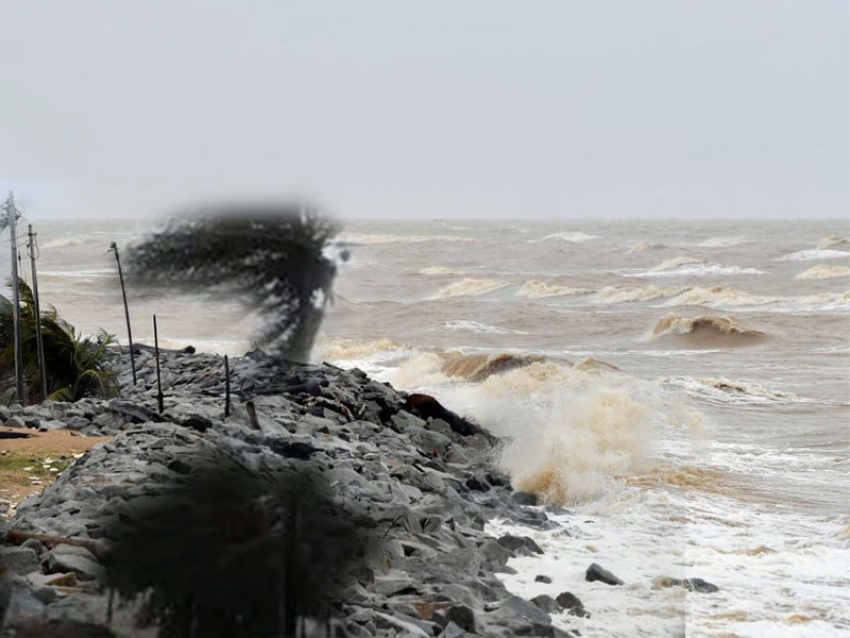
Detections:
0,427,110,517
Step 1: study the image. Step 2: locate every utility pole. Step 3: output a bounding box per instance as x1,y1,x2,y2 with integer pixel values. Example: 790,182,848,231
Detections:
27,224,48,401
2,192,25,403
109,242,137,385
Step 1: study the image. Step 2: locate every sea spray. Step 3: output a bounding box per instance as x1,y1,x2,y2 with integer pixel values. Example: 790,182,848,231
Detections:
436,363,678,505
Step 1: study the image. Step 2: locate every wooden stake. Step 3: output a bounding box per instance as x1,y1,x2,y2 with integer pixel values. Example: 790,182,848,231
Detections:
246,400,259,429
224,354,231,418
109,242,136,385
153,314,163,414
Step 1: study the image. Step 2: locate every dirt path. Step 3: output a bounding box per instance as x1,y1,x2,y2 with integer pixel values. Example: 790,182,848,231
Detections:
0,427,110,518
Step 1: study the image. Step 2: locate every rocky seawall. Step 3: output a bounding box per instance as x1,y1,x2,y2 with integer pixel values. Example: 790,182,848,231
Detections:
1,349,582,637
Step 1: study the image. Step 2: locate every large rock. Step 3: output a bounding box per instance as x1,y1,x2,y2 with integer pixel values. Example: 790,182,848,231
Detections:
46,544,101,580
556,591,589,617
445,605,476,633
0,546,41,575
586,562,623,586
530,594,559,614
497,534,544,556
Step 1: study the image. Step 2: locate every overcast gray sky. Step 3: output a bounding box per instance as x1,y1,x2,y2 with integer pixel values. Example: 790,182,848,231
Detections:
1,1,847,219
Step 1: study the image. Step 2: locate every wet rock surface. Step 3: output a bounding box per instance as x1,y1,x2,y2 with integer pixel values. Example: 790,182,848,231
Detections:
585,562,624,587
0,349,579,637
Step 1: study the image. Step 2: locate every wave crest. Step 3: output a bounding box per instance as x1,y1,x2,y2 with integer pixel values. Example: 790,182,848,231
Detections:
627,241,666,253
817,236,850,250
442,352,545,382
443,320,522,335
535,231,598,243
650,313,767,346
696,236,749,248
596,285,685,303
518,280,594,298
665,376,809,405
794,265,850,280
461,363,666,504
778,249,850,261
340,233,477,245
435,278,509,298
419,266,465,276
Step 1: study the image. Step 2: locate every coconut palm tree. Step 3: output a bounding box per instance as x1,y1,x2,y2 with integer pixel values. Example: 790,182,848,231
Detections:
125,205,343,362
0,279,118,403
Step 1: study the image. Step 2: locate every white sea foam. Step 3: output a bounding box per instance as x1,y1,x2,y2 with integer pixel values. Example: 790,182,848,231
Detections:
778,249,850,261
434,278,510,298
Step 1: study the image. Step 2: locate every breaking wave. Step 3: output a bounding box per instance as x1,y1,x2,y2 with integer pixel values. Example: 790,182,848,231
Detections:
627,241,666,253
419,266,465,276
340,233,477,245
533,231,598,243
817,236,850,250
664,376,811,406
661,286,850,311
39,268,114,278
628,256,764,277
696,236,749,248
443,320,524,335
662,286,771,307
42,236,98,249
595,285,685,303
650,256,705,271
794,265,850,280
650,313,767,346
313,337,409,362
573,357,621,373
517,280,594,298
441,352,545,382
778,249,850,261
444,363,694,504
434,278,510,298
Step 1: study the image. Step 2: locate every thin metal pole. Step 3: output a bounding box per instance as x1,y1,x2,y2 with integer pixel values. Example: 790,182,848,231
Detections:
6,193,25,403
110,242,136,385
27,225,48,401
153,314,163,414
224,354,231,418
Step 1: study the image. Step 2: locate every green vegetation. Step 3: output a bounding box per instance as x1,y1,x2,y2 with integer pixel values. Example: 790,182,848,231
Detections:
0,279,118,403
0,451,73,485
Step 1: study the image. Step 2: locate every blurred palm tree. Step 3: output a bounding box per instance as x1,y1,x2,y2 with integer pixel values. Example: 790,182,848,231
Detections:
125,206,343,362
101,453,370,637
0,279,118,403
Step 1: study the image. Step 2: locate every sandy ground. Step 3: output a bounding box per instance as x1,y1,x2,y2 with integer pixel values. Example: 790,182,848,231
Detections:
0,427,110,517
